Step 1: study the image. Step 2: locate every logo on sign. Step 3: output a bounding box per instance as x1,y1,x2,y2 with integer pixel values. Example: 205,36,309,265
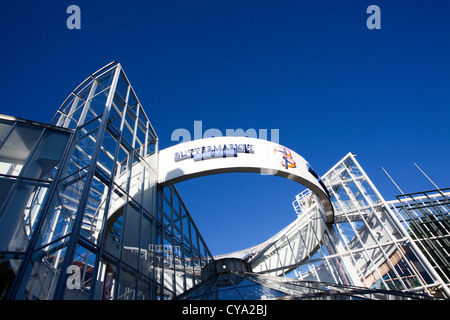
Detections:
274,146,296,169
174,143,255,162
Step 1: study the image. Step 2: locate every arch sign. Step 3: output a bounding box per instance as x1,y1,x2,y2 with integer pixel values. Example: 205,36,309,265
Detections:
158,137,334,224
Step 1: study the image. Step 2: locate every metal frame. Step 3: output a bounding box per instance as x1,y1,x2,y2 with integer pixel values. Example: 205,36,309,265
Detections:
1,63,212,300
215,153,449,298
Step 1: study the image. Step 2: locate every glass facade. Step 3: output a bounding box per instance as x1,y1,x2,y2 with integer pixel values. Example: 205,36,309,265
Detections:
0,117,72,299
320,154,438,292
389,189,450,292
156,185,213,298
287,153,449,297
214,153,449,299
0,62,212,300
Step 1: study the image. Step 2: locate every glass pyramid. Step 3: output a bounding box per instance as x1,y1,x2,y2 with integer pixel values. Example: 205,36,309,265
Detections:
176,271,440,300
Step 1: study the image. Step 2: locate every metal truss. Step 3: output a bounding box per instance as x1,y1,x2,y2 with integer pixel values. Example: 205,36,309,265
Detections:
217,153,450,299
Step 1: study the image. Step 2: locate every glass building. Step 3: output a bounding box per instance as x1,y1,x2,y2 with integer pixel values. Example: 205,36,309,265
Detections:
0,62,448,300
0,62,212,300
296,154,449,297
211,153,449,299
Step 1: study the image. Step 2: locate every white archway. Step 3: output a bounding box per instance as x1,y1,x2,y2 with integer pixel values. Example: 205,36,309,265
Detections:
157,137,334,224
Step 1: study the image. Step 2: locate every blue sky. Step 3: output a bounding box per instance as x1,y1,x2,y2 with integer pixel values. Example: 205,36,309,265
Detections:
1,1,449,255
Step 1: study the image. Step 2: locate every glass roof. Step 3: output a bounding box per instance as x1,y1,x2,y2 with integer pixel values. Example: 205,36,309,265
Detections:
176,272,287,300
176,271,442,300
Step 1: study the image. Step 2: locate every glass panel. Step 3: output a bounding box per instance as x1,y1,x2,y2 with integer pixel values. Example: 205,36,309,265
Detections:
173,237,185,295
173,191,180,214
135,118,146,156
163,186,171,203
102,186,126,259
97,128,118,176
324,169,339,188
121,108,135,147
0,180,50,252
108,99,124,132
337,222,357,246
183,245,193,291
128,157,144,204
118,265,136,300
236,282,286,300
0,253,23,300
335,185,353,210
62,119,100,179
359,179,380,204
190,222,199,254
92,255,117,300
103,206,124,257
62,98,83,129
173,194,181,240
115,71,129,102
122,199,141,268
335,163,350,180
146,133,157,156
182,205,190,242
35,170,87,248
347,181,369,207
154,225,163,295
142,164,156,214
22,129,70,181
192,254,201,283
163,231,174,268
87,89,109,119
163,287,174,300
58,94,77,116
127,91,138,113
157,189,163,221
163,196,172,231
346,157,364,178
163,231,175,294
213,287,242,300
115,143,130,186
0,120,13,144
0,177,17,213
79,170,110,246
76,82,94,103
139,213,154,278
199,238,209,260
0,124,42,176
18,237,70,300
353,221,365,239
173,236,184,269
63,244,96,300
95,68,115,92
137,276,153,300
